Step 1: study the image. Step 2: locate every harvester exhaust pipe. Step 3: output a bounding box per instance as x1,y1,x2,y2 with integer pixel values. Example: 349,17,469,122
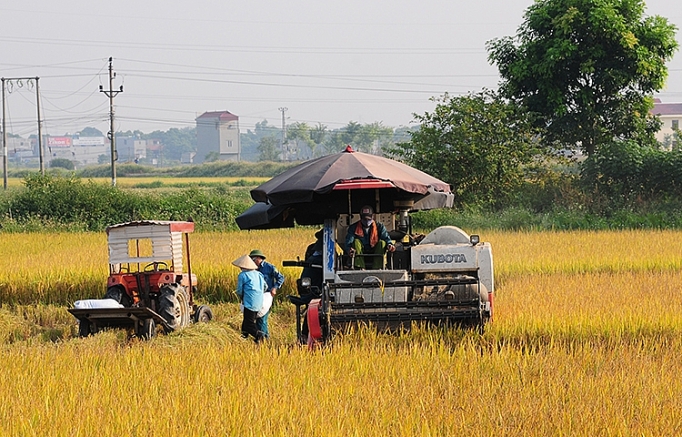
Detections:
393,200,414,238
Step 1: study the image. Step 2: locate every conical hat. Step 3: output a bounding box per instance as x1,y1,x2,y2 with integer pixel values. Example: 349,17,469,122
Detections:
232,254,257,270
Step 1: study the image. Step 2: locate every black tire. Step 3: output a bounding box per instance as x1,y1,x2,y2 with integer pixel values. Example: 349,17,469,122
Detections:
104,286,132,307
158,284,191,332
137,318,156,340
78,320,92,337
193,305,213,323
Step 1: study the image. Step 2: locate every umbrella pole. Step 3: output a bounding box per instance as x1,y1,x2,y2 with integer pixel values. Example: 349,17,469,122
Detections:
375,189,380,213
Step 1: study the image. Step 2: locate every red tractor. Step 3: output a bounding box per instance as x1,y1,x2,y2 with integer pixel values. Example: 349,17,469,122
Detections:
69,220,212,339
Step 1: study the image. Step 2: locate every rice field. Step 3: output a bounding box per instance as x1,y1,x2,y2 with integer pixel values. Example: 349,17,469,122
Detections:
1,229,681,435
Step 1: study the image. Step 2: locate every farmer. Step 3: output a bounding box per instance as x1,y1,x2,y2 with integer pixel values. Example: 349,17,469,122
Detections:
233,254,267,343
301,229,324,291
249,249,285,339
345,205,395,269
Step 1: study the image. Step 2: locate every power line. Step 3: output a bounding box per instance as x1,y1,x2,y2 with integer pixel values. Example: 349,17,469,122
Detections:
0,36,488,55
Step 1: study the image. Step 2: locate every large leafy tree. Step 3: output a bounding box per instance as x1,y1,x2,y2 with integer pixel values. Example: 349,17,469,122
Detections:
487,0,678,156
388,90,543,207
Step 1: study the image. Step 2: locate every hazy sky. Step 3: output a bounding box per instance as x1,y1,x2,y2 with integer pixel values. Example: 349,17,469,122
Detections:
1,0,680,137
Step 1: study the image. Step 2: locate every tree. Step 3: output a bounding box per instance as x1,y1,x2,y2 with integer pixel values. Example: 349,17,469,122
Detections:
355,122,393,154
393,126,418,144
205,151,220,162
487,0,678,156
144,127,195,162
79,127,104,137
310,123,327,157
319,129,347,155
286,122,316,159
50,158,75,170
340,121,362,146
241,120,281,161
258,136,280,161
388,90,543,207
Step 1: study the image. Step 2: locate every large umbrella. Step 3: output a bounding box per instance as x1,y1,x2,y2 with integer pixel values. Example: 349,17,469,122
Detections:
237,146,453,229
251,145,450,206
234,202,296,230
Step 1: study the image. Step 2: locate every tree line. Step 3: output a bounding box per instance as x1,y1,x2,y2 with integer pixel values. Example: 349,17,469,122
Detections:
239,120,413,162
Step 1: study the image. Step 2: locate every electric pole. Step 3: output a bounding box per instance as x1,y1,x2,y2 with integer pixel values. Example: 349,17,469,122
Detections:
1,76,43,189
278,107,288,160
99,57,123,187
35,77,43,175
1,78,6,190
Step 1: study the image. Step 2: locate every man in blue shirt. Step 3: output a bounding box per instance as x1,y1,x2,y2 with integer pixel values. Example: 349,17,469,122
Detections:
250,249,285,339
345,205,395,269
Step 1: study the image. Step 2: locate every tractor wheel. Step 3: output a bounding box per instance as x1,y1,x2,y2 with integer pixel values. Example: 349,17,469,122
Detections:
104,286,132,307
193,305,213,323
78,320,92,337
159,284,191,332
137,318,156,340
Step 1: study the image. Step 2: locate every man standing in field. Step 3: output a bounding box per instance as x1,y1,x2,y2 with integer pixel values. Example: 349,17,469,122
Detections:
249,249,285,340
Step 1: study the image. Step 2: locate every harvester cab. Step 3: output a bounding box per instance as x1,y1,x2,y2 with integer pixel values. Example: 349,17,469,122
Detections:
286,206,494,346
68,220,213,339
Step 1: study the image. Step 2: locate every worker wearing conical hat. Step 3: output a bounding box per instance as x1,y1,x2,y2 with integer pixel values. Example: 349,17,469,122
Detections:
249,249,285,340
232,254,267,343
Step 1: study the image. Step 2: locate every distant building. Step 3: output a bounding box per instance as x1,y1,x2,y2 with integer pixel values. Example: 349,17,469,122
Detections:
116,135,147,163
73,136,107,165
652,99,682,149
44,135,107,166
181,151,196,164
6,137,33,164
195,111,240,163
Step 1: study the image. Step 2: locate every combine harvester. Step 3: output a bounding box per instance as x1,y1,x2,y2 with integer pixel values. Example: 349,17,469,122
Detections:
237,146,493,346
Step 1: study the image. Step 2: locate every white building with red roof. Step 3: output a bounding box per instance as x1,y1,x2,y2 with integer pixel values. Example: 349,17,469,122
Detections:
195,111,241,163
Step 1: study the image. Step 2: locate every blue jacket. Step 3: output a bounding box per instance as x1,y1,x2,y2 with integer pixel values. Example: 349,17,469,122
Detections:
257,261,285,292
236,270,266,311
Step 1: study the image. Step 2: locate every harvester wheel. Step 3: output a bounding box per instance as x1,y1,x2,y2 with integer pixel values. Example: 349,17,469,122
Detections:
138,318,156,340
159,284,191,332
104,286,132,307
306,299,324,348
78,320,93,337
193,305,213,323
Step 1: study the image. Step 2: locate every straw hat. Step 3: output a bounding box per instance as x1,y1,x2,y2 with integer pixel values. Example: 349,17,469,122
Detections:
232,254,257,270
